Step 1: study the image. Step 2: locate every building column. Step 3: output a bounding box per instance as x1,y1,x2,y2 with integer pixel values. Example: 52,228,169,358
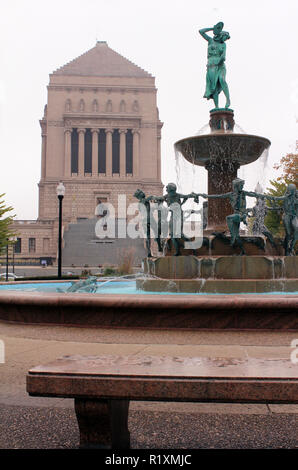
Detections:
132,130,140,178
119,129,127,177
78,128,86,177
40,120,47,179
64,128,72,177
91,128,99,177
157,134,161,181
105,128,113,177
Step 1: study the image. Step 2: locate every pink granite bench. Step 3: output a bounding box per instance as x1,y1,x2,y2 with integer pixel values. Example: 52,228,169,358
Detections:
26,355,298,449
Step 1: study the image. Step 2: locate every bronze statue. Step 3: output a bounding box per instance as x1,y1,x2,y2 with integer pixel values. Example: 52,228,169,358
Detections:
199,22,231,109
247,185,276,246
134,189,162,257
149,183,199,256
193,178,266,255
266,184,298,255
57,276,98,293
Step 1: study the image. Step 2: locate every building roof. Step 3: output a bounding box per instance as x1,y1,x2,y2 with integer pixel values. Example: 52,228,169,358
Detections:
53,41,152,78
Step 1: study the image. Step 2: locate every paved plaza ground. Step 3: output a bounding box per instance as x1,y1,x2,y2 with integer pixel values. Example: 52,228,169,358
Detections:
0,320,297,449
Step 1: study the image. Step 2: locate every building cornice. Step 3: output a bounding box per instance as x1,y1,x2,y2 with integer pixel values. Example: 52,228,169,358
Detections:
38,179,163,186
63,112,142,120
47,84,157,94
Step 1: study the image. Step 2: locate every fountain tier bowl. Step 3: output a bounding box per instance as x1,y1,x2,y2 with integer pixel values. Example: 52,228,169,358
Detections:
175,133,271,167
175,125,271,231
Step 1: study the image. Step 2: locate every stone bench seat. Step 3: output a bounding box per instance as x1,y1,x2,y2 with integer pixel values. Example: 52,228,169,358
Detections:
26,355,298,449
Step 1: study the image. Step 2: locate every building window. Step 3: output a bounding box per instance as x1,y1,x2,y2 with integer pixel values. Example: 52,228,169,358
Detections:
79,99,85,112
96,197,108,205
120,100,126,112
98,129,106,174
112,129,120,174
132,100,139,112
71,129,78,173
29,238,36,253
84,128,92,173
92,99,99,112
65,99,72,112
15,238,21,254
126,129,133,174
95,197,109,227
106,100,112,112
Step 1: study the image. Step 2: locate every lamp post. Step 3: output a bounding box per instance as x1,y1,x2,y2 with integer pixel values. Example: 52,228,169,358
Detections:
5,238,9,282
56,182,65,279
11,236,17,275
12,243,15,274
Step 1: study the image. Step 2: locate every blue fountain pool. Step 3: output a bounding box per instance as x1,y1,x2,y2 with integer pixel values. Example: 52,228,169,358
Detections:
0,281,297,295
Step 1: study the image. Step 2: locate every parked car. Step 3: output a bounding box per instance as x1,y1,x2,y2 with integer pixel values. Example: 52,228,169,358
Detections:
0,273,21,280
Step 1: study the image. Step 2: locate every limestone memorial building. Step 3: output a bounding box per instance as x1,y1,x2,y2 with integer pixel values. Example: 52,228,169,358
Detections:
12,42,163,266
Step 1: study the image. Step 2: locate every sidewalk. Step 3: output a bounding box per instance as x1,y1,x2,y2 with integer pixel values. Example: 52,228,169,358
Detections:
0,321,297,448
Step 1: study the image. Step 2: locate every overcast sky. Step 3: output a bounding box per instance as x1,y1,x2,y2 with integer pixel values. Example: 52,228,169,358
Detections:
0,0,297,219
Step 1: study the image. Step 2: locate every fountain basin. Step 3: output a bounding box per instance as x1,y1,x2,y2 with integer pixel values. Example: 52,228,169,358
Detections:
0,287,297,330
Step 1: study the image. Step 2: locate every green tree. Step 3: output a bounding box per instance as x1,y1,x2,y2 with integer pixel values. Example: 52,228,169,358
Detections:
265,152,298,236
265,180,286,236
0,194,15,255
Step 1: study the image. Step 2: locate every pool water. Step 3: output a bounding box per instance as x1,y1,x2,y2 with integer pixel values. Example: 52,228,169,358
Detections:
0,281,297,295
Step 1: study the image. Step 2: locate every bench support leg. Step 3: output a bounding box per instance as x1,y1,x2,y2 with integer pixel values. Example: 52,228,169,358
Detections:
74,398,130,449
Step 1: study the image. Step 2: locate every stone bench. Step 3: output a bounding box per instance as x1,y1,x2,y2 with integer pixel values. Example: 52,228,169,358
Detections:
26,355,298,449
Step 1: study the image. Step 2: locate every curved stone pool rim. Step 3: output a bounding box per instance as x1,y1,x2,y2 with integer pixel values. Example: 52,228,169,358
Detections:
0,286,297,330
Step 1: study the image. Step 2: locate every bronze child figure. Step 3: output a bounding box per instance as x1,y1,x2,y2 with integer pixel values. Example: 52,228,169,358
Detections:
149,183,199,256
134,189,162,257
193,178,266,255
266,184,297,255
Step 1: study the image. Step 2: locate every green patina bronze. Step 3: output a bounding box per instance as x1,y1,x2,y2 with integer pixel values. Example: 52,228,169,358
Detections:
192,179,267,255
132,23,297,258
134,184,203,256
134,189,163,257
266,184,298,256
135,180,297,257
148,183,196,256
192,181,297,256
199,22,231,110
56,276,98,293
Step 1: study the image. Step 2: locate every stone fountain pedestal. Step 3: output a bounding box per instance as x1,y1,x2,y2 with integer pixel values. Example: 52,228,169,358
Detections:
164,235,284,256
138,255,298,294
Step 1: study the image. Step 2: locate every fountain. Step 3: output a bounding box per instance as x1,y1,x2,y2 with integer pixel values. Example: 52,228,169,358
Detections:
0,23,297,330
136,21,298,295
